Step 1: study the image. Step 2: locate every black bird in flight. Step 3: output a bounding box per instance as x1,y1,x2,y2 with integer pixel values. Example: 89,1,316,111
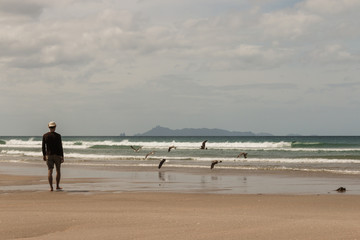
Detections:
158,159,166,169
168,146,176,152
200,140,208,150
210,160,222,169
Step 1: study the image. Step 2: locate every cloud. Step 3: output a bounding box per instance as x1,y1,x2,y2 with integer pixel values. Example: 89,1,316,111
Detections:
1,0,357,74
1,8,146,72
298,0,360,14
309,44,360,64
260,10,321,40
327,81,360,89
0,0,47,19
223,82,297,90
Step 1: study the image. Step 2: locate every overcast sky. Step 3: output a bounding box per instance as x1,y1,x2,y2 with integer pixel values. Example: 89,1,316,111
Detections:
1,0,359,136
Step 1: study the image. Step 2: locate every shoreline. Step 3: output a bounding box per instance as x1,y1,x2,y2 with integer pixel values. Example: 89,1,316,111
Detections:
1,162,359,195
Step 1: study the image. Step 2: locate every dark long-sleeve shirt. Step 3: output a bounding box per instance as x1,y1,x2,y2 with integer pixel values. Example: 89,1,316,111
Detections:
42,132,64,157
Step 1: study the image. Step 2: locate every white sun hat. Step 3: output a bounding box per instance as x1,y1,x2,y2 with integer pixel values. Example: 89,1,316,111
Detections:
48,121,56,127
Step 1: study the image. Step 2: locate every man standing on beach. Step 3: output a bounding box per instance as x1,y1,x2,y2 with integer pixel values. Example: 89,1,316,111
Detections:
42,121,64,191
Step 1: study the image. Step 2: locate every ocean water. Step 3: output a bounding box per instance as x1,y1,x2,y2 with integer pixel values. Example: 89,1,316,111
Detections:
1,136,360,175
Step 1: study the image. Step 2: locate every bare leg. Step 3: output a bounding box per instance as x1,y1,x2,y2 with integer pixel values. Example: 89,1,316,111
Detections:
55,166,62,190
48,169,54,191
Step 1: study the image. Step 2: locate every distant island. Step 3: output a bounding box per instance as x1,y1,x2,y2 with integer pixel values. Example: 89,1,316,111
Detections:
133,126,273,137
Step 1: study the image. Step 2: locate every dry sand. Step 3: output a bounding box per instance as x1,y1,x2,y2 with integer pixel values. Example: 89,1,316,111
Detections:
1,172,360,240
1,191,360,240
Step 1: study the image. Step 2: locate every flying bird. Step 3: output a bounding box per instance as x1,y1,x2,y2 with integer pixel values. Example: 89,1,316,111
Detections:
130,146,142,152
145,151,155,159
168,146,177,152
237,152,248,158
200,140,208,150
210,160,222,169
158,159,166,169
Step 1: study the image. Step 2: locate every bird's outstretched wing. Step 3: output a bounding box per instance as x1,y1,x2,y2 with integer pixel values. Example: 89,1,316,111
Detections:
168,146,176,152
201,140,208,149
131,146,142,152
158,159,166,169
145,151,155,159
210,160,221,169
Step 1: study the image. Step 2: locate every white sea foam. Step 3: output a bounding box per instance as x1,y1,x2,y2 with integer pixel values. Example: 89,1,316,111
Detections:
1,138,295,149
3,138,360,152
2,149,359,165
0,150,42,157
114,140,293,149
4,139,41,148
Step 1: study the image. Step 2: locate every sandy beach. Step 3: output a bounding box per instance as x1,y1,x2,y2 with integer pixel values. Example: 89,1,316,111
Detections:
1,163,360,240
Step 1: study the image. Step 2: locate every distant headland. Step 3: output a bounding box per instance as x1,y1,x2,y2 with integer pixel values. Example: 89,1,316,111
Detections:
132,126,273,137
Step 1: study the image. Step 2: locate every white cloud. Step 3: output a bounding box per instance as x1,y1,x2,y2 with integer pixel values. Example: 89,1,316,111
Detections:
260,10,321,40
298,0,360,14
309,44,360,64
